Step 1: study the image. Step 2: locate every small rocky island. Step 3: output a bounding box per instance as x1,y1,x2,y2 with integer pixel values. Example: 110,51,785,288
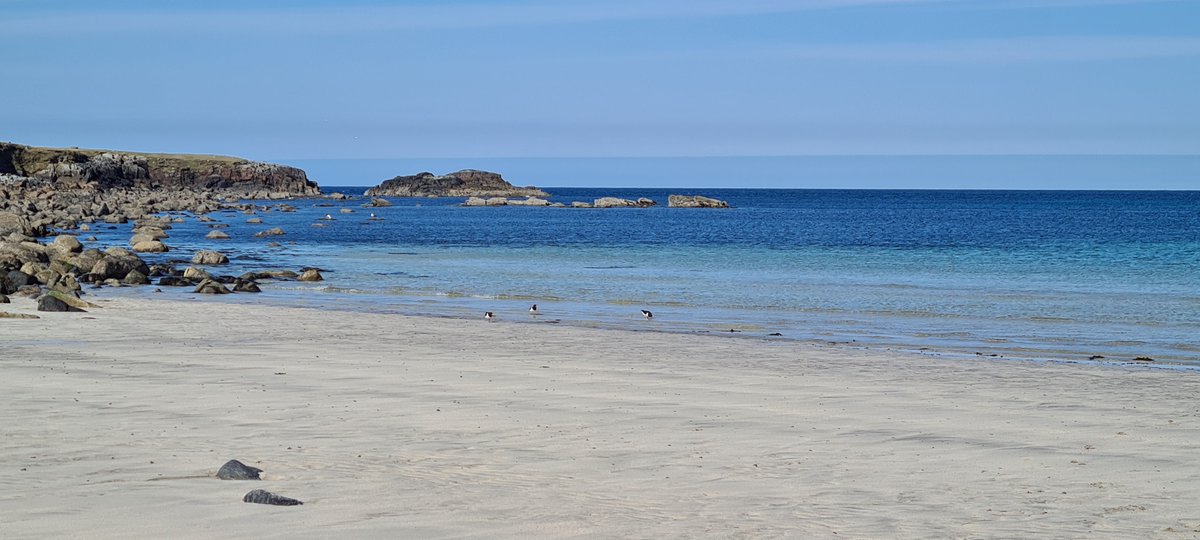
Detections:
364,170,548,198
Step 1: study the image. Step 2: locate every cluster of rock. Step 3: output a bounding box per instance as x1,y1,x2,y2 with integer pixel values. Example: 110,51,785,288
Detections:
0,230,153,311
0,207,328,311
463,196,555,207
217,459,304,506
459,195,729,209
365,170,548,198
0,142,323,238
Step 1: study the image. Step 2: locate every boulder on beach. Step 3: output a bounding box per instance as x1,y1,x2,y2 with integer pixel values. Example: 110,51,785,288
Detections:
37,293,84,312
192,250,229,265
668,194,729,208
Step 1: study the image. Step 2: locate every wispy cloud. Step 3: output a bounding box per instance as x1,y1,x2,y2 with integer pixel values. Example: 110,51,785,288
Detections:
764,36,1200,62
1,0,1185,37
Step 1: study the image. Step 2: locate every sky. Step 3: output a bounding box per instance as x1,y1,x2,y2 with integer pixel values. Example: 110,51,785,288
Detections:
1,0,1198,188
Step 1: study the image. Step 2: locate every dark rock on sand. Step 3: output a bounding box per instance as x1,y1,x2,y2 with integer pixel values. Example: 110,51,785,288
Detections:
158,276,190,287
243,489,303,506
0,293,9,303
216,459,262,480
37,293,84,312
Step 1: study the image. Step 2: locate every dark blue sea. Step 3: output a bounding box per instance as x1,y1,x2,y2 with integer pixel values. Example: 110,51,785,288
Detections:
96,188,1200,364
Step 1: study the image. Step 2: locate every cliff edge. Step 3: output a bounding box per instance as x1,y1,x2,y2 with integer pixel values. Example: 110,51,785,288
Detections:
0,142,319,195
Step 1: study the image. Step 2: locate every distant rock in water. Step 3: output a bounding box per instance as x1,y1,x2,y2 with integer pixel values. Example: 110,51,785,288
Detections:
365,170,548,198
667,195,729,208
593,197,656,208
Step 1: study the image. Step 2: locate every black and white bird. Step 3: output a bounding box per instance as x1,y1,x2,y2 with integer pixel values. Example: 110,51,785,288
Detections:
484,311,495,321
641,309,653,319
529,304,539,315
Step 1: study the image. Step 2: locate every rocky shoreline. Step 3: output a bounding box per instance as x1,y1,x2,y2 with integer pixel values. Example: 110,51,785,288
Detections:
0,142,326,313
1,141,732,315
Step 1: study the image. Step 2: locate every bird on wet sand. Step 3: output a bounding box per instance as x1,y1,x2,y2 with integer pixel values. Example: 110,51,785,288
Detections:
529,304,538,315
484,311,495,321
641,309,653,319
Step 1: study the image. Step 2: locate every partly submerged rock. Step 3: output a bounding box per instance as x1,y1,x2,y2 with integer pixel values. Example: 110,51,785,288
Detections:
243,489,303,506
297,269,323,282
193,279,231,294
131,240,169,253
216,459,262,480
192,250,229,265
233,280,262,293
205,230,231,240
254,227,285,238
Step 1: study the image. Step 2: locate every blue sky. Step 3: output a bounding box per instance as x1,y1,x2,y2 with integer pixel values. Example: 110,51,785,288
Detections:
1,0,1198,187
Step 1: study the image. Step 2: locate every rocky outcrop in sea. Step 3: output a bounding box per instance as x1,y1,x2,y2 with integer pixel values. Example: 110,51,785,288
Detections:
365,170,548,198
667,195,729,208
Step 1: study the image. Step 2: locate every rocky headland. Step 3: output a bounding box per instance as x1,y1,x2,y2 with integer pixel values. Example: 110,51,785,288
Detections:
0,142,328,313
364,170,548,198
1,142,320,235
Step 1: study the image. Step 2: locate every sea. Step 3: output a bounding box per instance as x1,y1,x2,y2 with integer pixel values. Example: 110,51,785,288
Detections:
87,185,1200,366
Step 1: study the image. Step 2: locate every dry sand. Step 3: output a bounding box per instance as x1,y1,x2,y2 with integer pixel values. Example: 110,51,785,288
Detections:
2,296,1199,539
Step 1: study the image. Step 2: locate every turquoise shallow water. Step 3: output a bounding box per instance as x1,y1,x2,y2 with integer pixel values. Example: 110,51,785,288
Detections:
89,188,1200,364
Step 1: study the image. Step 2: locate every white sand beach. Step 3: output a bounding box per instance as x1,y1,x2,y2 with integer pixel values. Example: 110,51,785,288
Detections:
2,296,1199,539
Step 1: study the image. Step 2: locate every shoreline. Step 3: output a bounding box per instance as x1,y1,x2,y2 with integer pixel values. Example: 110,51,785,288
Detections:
3,294,1200,538
87,284,1200,371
